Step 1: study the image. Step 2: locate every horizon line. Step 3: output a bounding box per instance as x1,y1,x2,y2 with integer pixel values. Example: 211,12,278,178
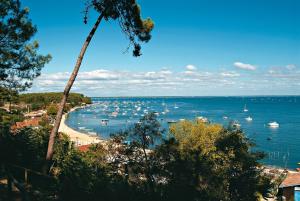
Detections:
90,95,300,98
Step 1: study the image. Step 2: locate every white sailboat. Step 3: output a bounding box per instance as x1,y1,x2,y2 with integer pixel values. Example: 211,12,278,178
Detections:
243,104,248,112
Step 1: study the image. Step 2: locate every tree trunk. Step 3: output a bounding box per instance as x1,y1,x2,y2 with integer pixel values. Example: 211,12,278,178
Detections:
45,14,104,161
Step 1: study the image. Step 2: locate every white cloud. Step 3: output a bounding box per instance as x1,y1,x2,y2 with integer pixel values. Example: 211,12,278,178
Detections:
234,62,256,71
268,70,276,74
185,65,197,71
29,65,300,96
286,64,296,70
221,71,240,77
184,70,197,75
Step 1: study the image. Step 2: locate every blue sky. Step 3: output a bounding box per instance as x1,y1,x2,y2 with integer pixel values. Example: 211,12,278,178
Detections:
23,0,300,96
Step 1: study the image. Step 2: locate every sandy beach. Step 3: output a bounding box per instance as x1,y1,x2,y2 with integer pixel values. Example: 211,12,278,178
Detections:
59,106,103,146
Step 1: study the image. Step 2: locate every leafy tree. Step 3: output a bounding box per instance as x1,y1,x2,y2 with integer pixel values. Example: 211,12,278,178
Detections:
46,0,154,162
0,0,51,92
126,113,164,195
46,104,58,117
0,86,18,111
164,120,272,201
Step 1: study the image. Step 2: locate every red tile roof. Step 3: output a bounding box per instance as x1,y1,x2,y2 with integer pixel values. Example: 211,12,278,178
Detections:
280,173,300,188
11,117,41,130
77,145,91,152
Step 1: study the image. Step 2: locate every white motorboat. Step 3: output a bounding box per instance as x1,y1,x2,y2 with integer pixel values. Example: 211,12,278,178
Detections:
233,123,241,128
245,116,253,121
154,112,159,116
111,111,118,117
197,116,208,123
232,121,241,128
268,121,279,128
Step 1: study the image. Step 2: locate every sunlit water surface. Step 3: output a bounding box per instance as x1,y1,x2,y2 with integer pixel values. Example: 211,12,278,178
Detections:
65,96,300,169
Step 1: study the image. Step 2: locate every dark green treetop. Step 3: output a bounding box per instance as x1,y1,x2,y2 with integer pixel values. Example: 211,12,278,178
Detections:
84,0,154,56
0,0,51,91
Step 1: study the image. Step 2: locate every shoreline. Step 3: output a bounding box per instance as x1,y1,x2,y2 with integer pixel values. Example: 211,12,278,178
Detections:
59,106,104,146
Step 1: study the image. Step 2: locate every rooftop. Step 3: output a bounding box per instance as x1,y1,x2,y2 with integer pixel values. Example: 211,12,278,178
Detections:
280,173,300,188
77,144,91,152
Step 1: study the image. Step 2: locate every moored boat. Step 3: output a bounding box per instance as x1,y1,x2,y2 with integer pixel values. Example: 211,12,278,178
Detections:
268,121,279,128
243,104,248,112
197,116,208,123
245,116,253,121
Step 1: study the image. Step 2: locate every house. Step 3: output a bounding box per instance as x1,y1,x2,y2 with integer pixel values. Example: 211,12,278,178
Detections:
24,110,46,118
279,172,300,201
11,117,42,131
77,144,91,152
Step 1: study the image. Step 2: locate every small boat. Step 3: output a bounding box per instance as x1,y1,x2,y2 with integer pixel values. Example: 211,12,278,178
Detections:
101,119,109,126
223,116,228,120
167,120,177,124
111,111,118,117
268,121,279,128
197,116,208,123
243,104,248,112
174,104,179,109
154,112,159,116
245,116,253,121
232,121,241,128
179,118,185,121
267,137,272,141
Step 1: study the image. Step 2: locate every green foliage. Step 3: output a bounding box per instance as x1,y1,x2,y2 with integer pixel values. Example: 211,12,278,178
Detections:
0,0,51,91
85,0,154,56
0,114,274,201
0,87,18,105
0,108,24,125
166,120,271,201
19,92,92,110
0,126,49,170
46,104,58,117
170,120,223,155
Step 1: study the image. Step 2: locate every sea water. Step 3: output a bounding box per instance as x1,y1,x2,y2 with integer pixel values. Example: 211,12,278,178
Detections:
65,96,300,169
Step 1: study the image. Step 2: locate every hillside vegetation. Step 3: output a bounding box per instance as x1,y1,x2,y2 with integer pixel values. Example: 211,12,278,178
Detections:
19,92,92,110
